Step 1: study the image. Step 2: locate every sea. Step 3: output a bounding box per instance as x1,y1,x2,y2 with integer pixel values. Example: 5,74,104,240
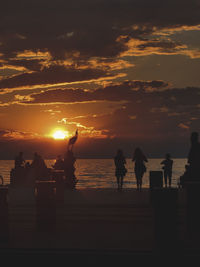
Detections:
0,158,187,189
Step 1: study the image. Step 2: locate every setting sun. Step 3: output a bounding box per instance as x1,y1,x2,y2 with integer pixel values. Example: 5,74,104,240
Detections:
52,130,69,140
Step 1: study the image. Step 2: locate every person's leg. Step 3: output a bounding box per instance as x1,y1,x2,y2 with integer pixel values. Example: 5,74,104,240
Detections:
140,175,143,191
116,175,120,190
136,177,139,190
164,171,167,187
135,171,139,190
137,174,142,191
120,175,124,190
119,175,122,191
168,172,172,187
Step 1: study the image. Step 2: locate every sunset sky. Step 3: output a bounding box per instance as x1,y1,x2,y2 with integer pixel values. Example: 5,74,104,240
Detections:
1,0,200,159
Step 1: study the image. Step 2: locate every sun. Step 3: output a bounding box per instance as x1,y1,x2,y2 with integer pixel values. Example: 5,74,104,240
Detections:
52,130,69,140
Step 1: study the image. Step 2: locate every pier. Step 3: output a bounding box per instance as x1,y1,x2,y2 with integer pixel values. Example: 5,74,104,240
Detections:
0,184,193,257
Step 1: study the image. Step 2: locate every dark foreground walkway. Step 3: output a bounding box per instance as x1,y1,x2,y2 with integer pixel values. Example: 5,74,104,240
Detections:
0,186,199,260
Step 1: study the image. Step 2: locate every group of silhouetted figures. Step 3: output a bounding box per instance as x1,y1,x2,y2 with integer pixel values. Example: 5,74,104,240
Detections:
11,130,79,189
114,148,173,191
114,131,200,191
10,131,200,191
10,150,77,188
11,150,77,189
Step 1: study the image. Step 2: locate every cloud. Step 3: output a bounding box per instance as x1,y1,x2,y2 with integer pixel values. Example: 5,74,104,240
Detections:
13,81,200,143
18,80,169,104
1,0,200,83
120,37,200,58
1,0,200,158
50,85,200,140
0,129,40,140
178,123,190,130
0,65,110,92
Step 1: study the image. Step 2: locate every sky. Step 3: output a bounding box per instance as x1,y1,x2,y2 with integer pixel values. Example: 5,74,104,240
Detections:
1,0,200,159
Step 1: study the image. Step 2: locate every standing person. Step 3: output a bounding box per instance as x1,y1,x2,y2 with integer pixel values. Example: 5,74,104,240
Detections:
132,147,148,191
114,149,127,191
64,150,77,189
14,151,25,169
187,131,200,180
161,153,173,188
30,152,48,180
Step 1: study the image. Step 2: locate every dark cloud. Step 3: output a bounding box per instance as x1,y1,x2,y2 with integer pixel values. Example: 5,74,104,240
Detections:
56,85,200,139
1,0,200,63
20,80,169,103
0,65,108,91
0,0,200,158
4,59,44,71
138,40,182,49
18,80,200,143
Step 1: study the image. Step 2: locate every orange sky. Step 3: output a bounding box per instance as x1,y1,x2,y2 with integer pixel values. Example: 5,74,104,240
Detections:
0,0,200,158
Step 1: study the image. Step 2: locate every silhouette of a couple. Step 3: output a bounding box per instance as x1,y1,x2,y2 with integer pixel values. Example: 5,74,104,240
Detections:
114,147,148,191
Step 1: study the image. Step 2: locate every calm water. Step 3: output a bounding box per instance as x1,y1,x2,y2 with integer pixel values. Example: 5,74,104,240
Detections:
0,158,187,189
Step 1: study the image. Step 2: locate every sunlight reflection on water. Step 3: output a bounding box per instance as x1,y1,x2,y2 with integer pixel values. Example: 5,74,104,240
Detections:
0,158,187,189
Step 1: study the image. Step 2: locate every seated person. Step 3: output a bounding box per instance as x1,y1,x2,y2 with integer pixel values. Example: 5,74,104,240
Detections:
52,155,64,170
15,152,25,169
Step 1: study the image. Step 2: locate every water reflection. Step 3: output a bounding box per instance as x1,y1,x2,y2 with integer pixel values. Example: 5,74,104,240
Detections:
0,158,187,189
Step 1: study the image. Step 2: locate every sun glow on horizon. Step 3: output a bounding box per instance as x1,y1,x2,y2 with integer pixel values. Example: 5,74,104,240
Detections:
52,129,69,140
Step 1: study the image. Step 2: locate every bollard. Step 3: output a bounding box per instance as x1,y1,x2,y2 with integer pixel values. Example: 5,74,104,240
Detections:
52,170,65,203
35,181,56,232
149,171,163,190
0,186,9,246
185,181,200,250
151,188,178,255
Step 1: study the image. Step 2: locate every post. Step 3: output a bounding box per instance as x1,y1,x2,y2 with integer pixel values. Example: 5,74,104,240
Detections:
35,181,56,232
185,181,200,250
150,188,178,255
0,186,9,247
52,170,65,203
149,171,163,190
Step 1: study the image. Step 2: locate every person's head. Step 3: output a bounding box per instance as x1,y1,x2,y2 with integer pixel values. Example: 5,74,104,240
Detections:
190,132,199,145
165,153,171,159
33,152,39,159
116,149,123,157
134,147,143,157
185,164,189,170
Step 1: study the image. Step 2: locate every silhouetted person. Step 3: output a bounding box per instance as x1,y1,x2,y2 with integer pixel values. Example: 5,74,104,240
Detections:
25,161,31,169
161,153,173,188
179,164,190,188
11,151,26,185
14,152,25,169
187,131,200,180
184,132,200,247
64,150,77,189
30,152,48,180
114,149,127,191
132,147,148,191
52,155,64,170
